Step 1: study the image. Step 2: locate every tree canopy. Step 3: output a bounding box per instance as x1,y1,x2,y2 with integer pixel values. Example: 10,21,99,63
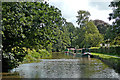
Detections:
2,2,66,71
76,10,103,48
108,1,120,45
109,1,120,34
76,10,90,28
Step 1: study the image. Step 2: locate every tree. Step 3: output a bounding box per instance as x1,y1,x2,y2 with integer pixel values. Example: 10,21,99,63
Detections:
65,22,76,47
2,2,64,72
109,1,120,45
52,19,71,52
76,10,103,48
112,34,120,45
76,10,90,28
93,19,110,35
109,1,120,34
78,21,103,48
105,25,116,40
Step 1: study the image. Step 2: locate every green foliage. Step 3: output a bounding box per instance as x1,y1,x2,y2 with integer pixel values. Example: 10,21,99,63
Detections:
2,0,120,72
65,22,76,47
52,26,71,52
82,22,103,47
75,20,103,48
23,49,51,63
91,52,120,73
109,1,120,34
75,45,79,49
93,19,110,35
103,1,120,46
105,0,120,45
51,19,71,52
2,2,64,72
76,10,103,48
90,45,120,56
105,26,116,40
112,34,120,45
76,10,90,28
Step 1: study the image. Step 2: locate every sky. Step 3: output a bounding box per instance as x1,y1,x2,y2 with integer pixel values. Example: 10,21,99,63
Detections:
47,0,114,27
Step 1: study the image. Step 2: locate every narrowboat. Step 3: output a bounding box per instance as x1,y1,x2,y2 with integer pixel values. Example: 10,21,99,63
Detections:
65,48,92,57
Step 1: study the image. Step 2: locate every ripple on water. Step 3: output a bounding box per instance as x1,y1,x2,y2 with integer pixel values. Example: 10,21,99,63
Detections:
10,58,120,78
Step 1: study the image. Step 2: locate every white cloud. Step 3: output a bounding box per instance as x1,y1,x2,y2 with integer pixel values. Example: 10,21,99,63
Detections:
47,0,113,27
88,5,113,24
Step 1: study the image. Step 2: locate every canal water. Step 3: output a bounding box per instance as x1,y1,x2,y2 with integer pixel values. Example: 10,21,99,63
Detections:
2,53,120,79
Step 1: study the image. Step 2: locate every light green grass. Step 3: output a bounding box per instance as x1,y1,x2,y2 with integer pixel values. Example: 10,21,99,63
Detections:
91,53,119,59
91,53,120,64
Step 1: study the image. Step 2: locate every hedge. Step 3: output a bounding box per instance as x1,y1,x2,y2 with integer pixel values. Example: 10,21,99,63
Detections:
90,45,120,55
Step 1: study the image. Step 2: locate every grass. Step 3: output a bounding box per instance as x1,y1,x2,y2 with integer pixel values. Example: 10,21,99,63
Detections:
91,52,120,73
91,53,119,59
91,52,120,64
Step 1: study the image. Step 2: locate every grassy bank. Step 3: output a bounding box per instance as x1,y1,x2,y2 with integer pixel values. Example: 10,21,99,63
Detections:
91,52,120,73
91,52,120,57
90,46,120,57
91,53,120,59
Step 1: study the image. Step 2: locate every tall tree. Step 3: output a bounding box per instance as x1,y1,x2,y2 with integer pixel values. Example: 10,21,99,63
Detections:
52,19,71,52
65,22,76,47
76,10,103,48
2,2,64,72
109,1,120,34
93,19,110,35
77,21,103,48
109,1,120,45
76,10,90,28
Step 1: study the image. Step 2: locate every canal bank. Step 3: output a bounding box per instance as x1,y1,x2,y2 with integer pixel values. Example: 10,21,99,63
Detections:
91,53,120,73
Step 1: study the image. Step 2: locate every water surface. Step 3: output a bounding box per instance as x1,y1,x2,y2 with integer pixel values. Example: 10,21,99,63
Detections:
3,53,120,79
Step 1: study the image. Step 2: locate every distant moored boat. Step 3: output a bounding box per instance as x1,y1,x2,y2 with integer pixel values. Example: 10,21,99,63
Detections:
64,48,92,57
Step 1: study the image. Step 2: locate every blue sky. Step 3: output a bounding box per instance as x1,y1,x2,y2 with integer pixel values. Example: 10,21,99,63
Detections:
46,0,114,27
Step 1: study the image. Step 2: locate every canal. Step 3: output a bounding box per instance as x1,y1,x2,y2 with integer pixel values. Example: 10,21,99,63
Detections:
2,52,120,79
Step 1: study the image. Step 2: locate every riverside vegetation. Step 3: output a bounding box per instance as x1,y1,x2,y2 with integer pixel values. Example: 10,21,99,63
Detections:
1,1,120,72
91,52,120,73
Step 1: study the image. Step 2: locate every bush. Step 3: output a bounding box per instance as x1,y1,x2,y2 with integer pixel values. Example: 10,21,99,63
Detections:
23,49,52,63
90,45,120,56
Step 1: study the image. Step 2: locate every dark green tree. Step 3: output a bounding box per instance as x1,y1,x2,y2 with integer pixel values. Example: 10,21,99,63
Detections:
76,10,103,48
76,10,90,28
2,2,64,72
65,22,76,47
109,1,120,34
93,19,110,35
52,19,71,52
80,21,103,47
105,25,115,40
109,1,120,45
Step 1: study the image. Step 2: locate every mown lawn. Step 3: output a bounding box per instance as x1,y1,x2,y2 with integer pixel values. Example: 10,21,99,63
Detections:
91,53,120,59
91,52,120,65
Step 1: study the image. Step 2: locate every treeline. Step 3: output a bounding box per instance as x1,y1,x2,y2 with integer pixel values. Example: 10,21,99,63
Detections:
105,1,120,45
90,1,120,55
2,1,120,72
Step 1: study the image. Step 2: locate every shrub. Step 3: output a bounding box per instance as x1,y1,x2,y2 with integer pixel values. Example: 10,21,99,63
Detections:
90,45,120,56
23,49,52,63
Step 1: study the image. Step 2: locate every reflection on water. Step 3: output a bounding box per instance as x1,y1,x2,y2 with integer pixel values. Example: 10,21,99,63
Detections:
11,58,120,78
4,53,120,79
